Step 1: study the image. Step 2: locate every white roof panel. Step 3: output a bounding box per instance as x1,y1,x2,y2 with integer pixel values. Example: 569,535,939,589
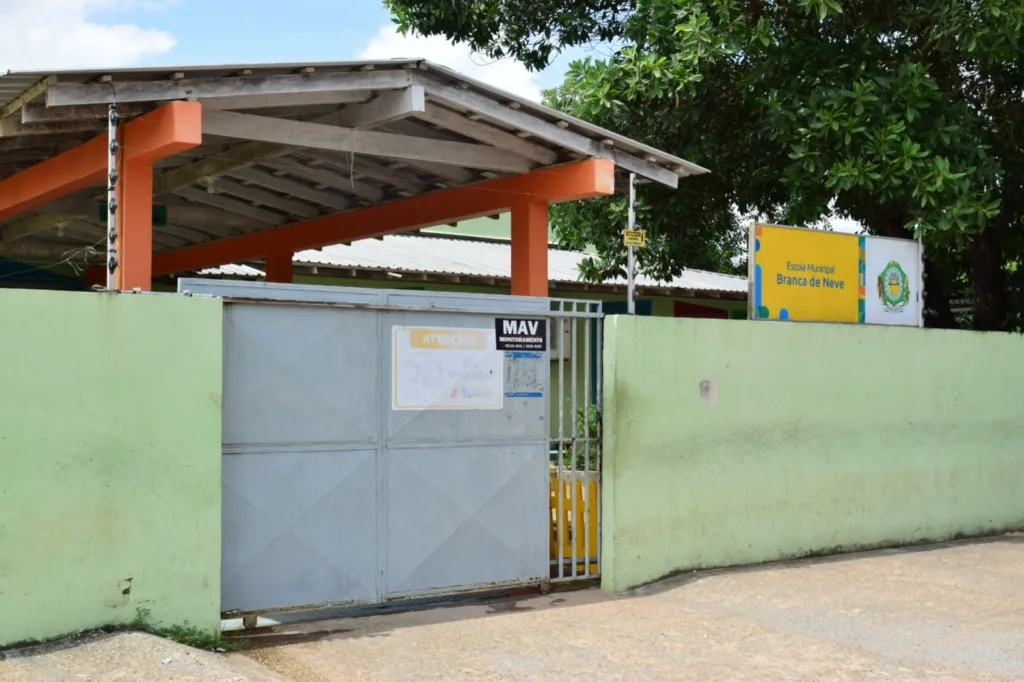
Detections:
202,234,746,294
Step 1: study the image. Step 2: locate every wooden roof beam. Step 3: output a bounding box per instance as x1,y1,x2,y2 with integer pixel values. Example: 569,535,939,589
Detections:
417,103,558,165
417,73,680,187
201,110,534,174
338,85,425,130
45,70,414,107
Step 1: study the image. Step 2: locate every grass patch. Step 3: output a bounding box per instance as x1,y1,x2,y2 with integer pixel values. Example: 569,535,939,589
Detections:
1,610,247,657
130,608,248,652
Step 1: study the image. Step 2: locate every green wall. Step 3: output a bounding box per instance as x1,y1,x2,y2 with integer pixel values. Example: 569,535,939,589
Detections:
601,315,1024,592
0,290,223,646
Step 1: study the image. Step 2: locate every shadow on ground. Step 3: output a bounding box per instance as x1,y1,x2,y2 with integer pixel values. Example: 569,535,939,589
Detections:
230,533,1023,650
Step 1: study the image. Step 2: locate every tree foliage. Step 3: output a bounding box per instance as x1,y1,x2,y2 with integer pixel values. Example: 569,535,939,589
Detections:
386,0,1024,330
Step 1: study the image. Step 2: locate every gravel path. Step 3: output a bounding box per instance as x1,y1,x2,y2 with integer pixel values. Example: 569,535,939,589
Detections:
3,536,1022,681
0,631,287,682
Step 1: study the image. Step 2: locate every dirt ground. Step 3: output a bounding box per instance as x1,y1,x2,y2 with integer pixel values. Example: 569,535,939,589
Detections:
3,536,1023,681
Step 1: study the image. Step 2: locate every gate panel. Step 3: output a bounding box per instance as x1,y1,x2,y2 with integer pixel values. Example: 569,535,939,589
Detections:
222,448,377,611
382,306,549,597
220,301,380,613
222,304,378,446
385,443,548,595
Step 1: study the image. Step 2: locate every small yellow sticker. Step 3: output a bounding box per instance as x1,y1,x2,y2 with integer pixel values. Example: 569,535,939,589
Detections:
623,229,647,248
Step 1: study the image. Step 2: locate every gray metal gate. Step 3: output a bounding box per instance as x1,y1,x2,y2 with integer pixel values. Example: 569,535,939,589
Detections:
179,279,599,615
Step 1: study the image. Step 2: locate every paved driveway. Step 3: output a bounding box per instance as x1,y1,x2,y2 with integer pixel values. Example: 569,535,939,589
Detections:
240,535,1024,681
3,536,1022,681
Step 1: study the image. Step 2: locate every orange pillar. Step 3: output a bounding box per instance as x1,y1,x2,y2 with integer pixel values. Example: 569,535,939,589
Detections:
510,201,549,297
113,102,202,291
117,157,154,290
265,251,294,283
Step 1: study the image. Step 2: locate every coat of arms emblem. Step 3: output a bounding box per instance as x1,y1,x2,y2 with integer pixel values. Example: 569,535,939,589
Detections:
876,260,910,313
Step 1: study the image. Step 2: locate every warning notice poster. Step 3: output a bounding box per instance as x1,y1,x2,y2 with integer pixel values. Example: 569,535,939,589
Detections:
392,326,503,411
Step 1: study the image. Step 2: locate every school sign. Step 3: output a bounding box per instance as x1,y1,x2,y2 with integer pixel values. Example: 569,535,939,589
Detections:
749,224,923,327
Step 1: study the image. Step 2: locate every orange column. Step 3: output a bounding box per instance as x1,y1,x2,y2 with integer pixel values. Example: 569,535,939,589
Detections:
113,101,202,291
116,157,154,290
265,251,294,283
510,201,549,297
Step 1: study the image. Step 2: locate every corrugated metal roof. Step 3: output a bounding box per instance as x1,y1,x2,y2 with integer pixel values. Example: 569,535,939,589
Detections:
201,234,747,294
0,59,706,178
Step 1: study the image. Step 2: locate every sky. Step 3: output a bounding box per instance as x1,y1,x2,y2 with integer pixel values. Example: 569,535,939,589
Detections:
0,0,861,233
0,0,590,101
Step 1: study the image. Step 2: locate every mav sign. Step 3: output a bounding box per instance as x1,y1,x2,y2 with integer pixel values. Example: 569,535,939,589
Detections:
495,317,547,351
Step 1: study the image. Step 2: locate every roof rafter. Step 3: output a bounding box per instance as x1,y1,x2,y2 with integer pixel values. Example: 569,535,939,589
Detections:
173,186,286,225
416,103,558,166
153,108,361,195
416,73,680,187
338,85,425,129
201,110,535,174
45,70,414,107
263,159,386,203
209,177,322,219
0,75,56,119
0,115,104,138
228,167,351,212
22,90,374,124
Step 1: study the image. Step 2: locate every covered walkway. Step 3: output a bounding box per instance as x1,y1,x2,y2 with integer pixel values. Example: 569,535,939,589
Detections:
0,60,706,295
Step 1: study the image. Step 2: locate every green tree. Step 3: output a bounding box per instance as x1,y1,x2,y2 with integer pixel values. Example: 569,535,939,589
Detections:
386,0,1024,330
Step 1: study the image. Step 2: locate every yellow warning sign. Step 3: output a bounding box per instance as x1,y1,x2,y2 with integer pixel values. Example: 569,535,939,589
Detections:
624,229,647,248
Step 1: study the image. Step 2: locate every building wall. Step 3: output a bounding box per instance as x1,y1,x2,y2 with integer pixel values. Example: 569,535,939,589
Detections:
601,315,1024,592
0,290,223,647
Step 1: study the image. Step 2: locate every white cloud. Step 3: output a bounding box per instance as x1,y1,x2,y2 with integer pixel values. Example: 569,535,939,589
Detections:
0,1,175,73
829,217,863,234
359,25,542,102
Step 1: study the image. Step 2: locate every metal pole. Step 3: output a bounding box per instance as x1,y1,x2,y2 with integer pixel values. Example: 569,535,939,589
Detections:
556,303,565,580
627,173,636,315
106,104,120,290
918,234,926,328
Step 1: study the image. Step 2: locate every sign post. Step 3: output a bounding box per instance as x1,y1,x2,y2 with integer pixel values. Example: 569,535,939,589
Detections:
626,173,638,314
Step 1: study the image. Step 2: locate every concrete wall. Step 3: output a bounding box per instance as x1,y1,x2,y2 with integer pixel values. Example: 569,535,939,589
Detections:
601,315,1024,592
0,290,223,647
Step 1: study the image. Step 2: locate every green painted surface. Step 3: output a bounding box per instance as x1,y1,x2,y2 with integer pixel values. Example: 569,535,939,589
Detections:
0,290,223,646
422,213,561,244
601,316,1024,592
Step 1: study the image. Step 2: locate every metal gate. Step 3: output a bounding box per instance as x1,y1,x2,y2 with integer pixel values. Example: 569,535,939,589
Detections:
548,299,604,582
178,279,601,615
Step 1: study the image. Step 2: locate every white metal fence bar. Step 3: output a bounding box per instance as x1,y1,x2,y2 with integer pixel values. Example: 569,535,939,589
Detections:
549,298,603,582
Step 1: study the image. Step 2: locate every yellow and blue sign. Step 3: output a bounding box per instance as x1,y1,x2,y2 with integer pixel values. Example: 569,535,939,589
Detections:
750,224,865,323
